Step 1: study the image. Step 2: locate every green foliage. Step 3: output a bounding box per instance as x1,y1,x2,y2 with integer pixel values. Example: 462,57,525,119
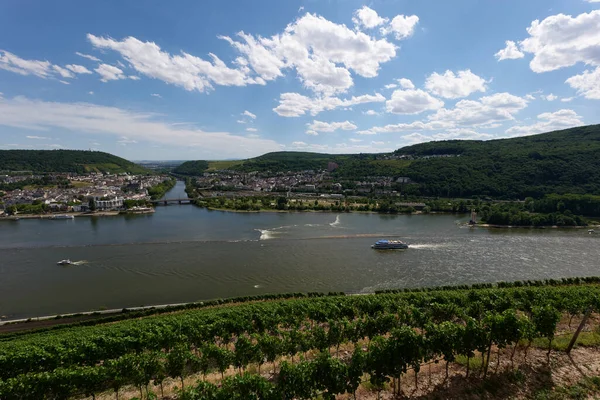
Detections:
397,124,600,198
1,281,600,398
173,160,210,176
146,178,176,200
0,150,150,174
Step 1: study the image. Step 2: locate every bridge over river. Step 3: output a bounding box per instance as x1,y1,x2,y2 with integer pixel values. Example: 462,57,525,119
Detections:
151,198,193,206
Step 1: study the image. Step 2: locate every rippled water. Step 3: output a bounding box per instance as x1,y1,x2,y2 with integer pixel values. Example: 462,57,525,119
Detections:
1,182,598,319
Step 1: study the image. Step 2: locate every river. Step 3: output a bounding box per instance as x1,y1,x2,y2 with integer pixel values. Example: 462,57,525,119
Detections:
0,181,598,319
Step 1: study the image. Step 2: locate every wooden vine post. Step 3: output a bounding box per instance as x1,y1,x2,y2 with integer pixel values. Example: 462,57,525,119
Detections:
566,307,592,354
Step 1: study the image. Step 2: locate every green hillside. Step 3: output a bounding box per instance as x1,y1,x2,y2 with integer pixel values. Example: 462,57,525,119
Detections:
0,150,150,174
172,160,210,176
227,124,600,199
397,124,600,198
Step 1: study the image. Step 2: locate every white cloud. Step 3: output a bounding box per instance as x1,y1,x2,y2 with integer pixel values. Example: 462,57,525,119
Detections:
246,127,258,132
75,52,101,62
306,130,318,136
273,92,385,117
26,135,50,140
88,34,255,92
358,120,453,135
384,83,398,89
566,67,600,99
542,93,558,101
0,95,283,158
363,109,380,116
505,109,583,136
386,89,444,115
353,6,388,29
397,78,415,89
349,138,362,143
95,64,126,82
243,110,257,119
495,41,525,61
424,69,487,99
151,93,162,98
525,94,536,100
66,64,92,74
59,80,70,85
129,75,141,81
429,92,528,126
117,136,138,145
519,10,600,73
88,91,94,95
52,65,75,79
247,133,260,138
561,97,574,102
222,12,398,95
371,141,385,145
236,119,246,124
381,15,420,40
290,140,395,154
0,50,52,78
306,120,357,133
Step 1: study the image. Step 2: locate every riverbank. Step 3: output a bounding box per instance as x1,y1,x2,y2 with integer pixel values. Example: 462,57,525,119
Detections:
470,223,599,229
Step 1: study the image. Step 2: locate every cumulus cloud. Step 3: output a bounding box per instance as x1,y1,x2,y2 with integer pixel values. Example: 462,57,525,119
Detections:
117,136,138,145
66,64,92,74
306,120,357,134
0,50,52,78
397,78,415,89
381,15,420,40
349,138,362,143
95,64,127,82
519,10,600,73
363,109,380,116
357,120,454,135
542,93,558,101
0,95,283,158
75,52,101,62
424,69,487,99
88,34,257,92
428,92,528,126
52,65,75,79
505,109,584,136
384,83,398,89
273,92,385,117
385,89,444,115
246,127,258,132
26,135,50,140
221,12,399,95
495,41,525,61
353,6,388,29
561,97,575,102
243,110,257,119
151,93,162,98
290,140,395,154
566,67,600,99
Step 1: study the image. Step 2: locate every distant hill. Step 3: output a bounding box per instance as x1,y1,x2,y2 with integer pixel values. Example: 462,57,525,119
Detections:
0,150,150,174
396,124,600,198
172,160,210,176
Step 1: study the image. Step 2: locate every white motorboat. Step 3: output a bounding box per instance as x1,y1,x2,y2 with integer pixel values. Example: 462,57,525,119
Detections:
57,259,73,265
51,215,75,220
589,229,595,234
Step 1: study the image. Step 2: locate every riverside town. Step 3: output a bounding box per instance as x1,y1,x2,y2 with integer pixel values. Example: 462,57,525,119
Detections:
2,1,600,399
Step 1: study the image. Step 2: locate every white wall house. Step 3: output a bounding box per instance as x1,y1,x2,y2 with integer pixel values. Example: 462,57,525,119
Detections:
95,197,124,210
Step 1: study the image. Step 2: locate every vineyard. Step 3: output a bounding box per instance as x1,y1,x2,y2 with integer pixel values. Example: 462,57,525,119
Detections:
1,278,600,399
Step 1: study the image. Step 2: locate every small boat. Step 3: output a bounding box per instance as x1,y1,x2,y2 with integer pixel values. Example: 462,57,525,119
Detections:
589,229,595,234
51,215,75,220
371,239,409,250
57,259,73,265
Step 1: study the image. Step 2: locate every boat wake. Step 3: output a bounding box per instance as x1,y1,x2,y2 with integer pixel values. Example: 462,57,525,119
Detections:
71,260,88,265
409,244,450,250
330,215,341,227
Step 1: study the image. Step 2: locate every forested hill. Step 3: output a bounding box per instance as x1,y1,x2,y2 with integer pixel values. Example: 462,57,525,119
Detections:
0,150,150,174
396,124,600,198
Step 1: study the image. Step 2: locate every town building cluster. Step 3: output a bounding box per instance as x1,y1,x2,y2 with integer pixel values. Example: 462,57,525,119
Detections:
0,173,169,213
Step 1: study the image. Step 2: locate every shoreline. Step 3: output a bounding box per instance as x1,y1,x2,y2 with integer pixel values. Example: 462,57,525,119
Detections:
0,209,155,220
469,223,599,229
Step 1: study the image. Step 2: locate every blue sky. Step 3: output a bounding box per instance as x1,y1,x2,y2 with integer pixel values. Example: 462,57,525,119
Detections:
0,0,599,160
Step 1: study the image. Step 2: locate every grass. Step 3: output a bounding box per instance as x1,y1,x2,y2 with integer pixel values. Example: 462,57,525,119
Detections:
533,376,600,399
70,181,92,188
529,331,600,351
455,353,486,371
206,160,245,171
